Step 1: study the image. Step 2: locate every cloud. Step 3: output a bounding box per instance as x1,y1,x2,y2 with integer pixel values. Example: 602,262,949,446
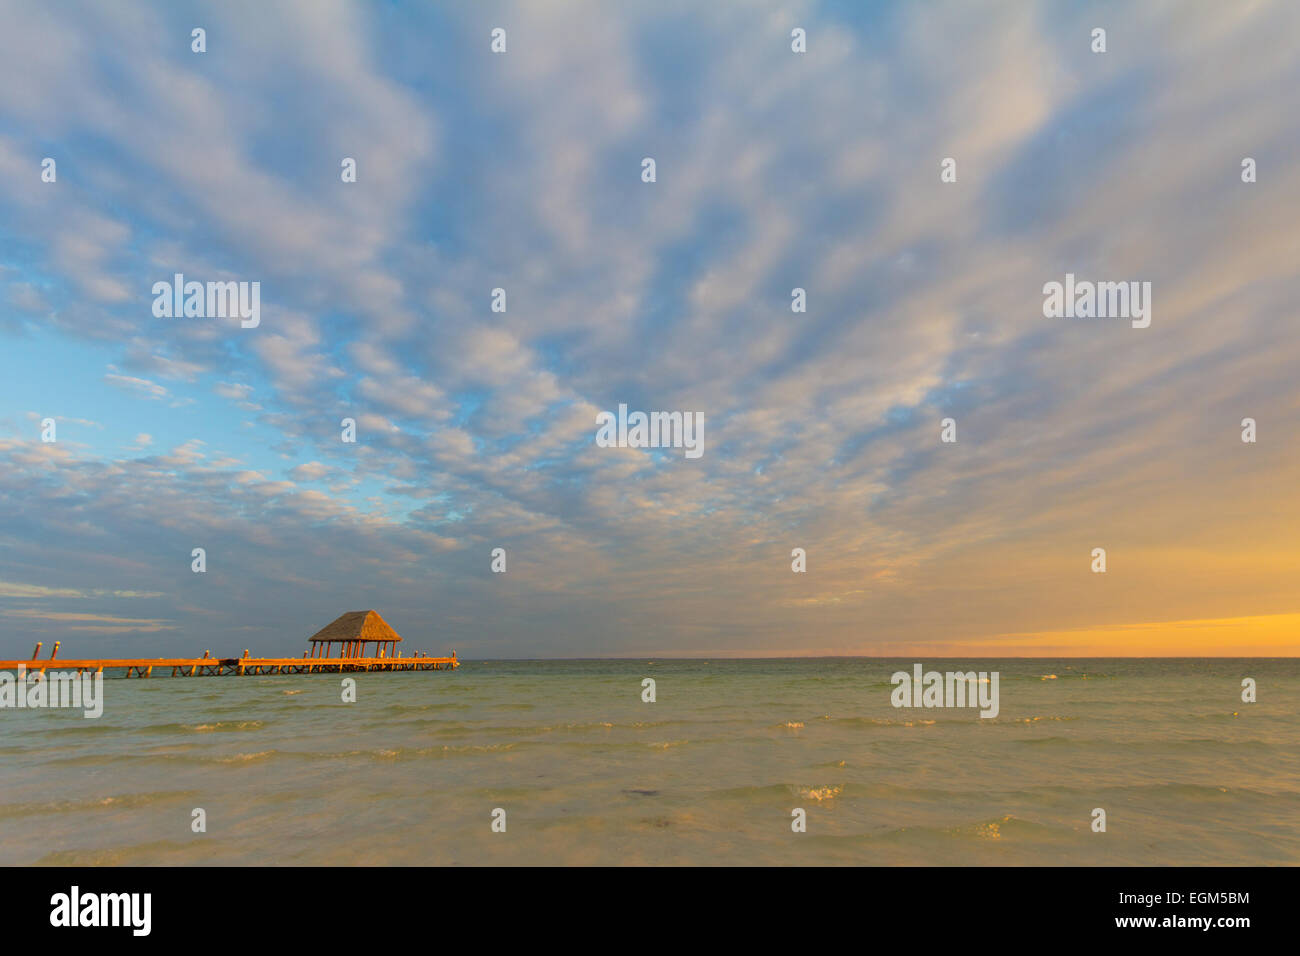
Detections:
0,1,1297,657
0,581,163,599
288,461,333,482
1,608,176,633
104,371,168,401
214,382,253,401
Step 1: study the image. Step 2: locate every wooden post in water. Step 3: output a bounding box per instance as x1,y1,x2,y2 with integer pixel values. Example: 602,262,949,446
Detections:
31,642,42,660
50,641,60,660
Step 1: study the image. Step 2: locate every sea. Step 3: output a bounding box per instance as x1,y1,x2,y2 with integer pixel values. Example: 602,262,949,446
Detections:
1,658,1297,866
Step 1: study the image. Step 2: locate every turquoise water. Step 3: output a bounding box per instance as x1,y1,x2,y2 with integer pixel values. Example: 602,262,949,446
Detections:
1,659,1297,865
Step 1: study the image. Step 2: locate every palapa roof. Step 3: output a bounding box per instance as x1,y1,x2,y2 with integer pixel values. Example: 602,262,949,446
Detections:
308,610,402,643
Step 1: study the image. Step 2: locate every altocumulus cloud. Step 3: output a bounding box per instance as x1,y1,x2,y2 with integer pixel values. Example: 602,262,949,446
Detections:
0,1,1298,657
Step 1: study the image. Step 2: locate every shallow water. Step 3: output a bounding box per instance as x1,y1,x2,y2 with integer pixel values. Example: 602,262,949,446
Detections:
1,658,1296,865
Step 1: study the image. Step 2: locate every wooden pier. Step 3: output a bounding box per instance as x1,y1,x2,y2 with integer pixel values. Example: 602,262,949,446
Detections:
3,609,460,679
0,651,458,678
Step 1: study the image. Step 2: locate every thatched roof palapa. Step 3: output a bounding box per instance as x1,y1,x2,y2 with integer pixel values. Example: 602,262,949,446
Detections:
308,610,402,644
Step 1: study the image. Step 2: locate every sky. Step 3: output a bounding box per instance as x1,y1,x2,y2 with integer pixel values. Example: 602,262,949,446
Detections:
0,0,1298,659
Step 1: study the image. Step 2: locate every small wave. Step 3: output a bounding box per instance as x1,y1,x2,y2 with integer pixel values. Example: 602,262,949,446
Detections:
831,715,978,728
942,814,1045,842
35,839,198,867
801,786,842,802
214,750,275,763
0,790,200,821
186,721,266,733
